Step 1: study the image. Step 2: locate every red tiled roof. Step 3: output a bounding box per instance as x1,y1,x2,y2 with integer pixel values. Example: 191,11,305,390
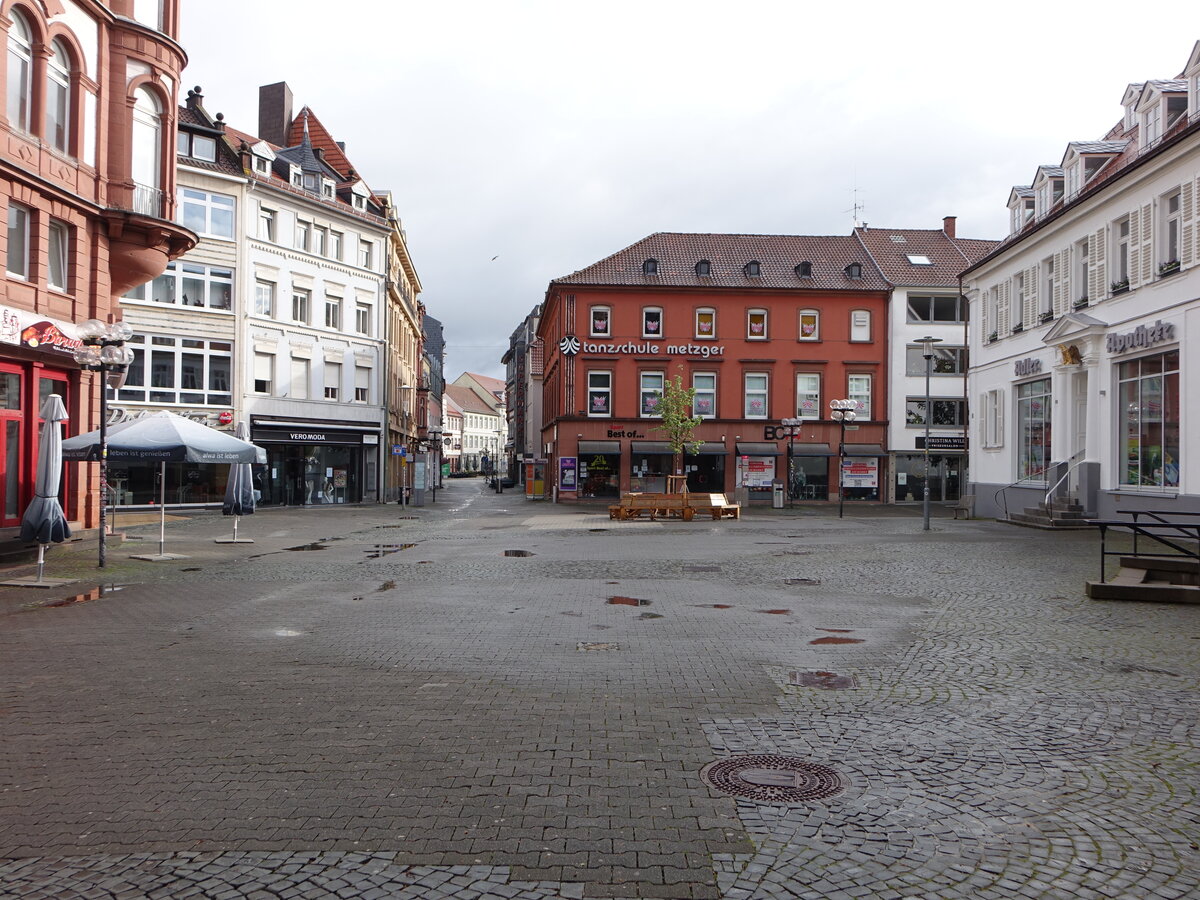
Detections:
464,372,505,394
854,227,999,286
287,106,355,179
445,385,496,415
552,232,888,291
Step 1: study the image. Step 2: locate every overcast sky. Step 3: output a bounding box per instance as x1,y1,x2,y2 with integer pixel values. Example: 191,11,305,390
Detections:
180,2,1190,381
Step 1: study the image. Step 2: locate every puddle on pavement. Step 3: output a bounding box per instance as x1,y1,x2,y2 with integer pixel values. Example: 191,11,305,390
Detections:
791,670,860,690
363,543,416,558
757,609,791,615
608,596,651,606
638,612,663,619
784,578,821,585
810,636,865,645
32,583,126,609
503,549,534,557
274,628,306,637
181,567,202,572
589,528,608,532
818,628,854,633
285,542,329,551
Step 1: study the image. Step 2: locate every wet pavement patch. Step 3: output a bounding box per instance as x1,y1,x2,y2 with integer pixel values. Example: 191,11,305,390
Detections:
285,542,328,551
181,567,202,572
791,670,859,690
577,641,620,651
810,636,864,645
758,609,791,615
784,578,821,585
363,543,416,558
638,612,663,619
608,596,651,606
27,584,125,610
818,628,854,633
503,549,534,557
377,580,396,592
701,755,847,804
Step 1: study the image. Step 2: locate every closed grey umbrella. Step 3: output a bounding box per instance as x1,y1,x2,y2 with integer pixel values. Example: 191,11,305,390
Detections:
17,394,71,584
217,421,256,543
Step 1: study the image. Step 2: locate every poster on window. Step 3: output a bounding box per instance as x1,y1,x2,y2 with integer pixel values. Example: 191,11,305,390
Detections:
589,392,609,415
737,455,776,488
841,457,878,488
559,456,577,490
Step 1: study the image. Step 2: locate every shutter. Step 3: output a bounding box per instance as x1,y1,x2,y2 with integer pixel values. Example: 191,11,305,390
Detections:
1025,265,1037,325
980,289,989,339
1139,202,1154,284
1090,228,1106,299
980,393,989,445
1128,206,1141,286
996,389,1004,448
1054,250,1068,315
998,281,1010,335
1181,179,1195,268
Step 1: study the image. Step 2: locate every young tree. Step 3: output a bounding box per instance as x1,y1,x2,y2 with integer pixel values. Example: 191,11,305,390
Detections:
652,369,703,491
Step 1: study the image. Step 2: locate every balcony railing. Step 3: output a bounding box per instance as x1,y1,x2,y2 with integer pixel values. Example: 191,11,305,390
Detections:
131,183,165,218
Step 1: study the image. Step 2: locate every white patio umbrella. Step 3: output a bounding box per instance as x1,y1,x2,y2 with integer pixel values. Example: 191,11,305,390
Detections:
216,420,256,544
62,411,265,561
2,395,75,587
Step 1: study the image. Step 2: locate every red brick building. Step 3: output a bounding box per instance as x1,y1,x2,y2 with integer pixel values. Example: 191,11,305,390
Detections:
538,233,891,503
1,1,193,531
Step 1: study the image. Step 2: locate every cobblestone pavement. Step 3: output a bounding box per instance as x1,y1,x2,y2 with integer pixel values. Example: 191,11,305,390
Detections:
1,481,1197,899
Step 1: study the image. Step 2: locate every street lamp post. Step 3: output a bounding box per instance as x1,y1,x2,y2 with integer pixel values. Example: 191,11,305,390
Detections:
829,399,857,519
73,318,134,568
428,427,442,502
781,417,801,508
495,429,504,493
918,336,943,532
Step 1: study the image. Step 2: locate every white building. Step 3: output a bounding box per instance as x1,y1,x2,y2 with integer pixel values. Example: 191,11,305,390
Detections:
964,41,1200,519
445,383,502,473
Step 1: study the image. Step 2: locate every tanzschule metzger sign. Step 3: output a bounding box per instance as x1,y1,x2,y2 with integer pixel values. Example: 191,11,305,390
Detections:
559,335,725,359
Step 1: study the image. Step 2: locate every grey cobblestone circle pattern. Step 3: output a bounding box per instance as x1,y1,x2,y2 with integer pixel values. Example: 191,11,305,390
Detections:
700,755,847,804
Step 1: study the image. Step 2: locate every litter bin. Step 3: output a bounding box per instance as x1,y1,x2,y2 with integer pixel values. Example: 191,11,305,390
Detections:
772,480,785,509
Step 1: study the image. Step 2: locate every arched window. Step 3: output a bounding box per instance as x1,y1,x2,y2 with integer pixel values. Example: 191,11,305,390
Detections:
795,261,812,278
46,39,71,153
131,87,162,207
642,258,658,276
6,8,33,132
695,259,711,277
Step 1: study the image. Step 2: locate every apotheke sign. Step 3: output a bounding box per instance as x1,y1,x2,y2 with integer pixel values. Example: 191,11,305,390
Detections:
1106,320,1175,355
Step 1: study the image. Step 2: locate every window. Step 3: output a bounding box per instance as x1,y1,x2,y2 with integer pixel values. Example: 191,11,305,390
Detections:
178,132,216,162
255,280,274,316
6,8,32,132
295,219,310,251
1162,190,1181,268
796,261,812,279
986,287,1000,338
355,303,371,335
695,260,711,277
1143,102,1161,144
131,87,163,197
1118,350,1179,488
6,203,29,278
850,309,871,342
642,258,658,276
744,373,768,418
906,254,932,265
292,288,310,323
906,295,963,323
289,166,302,187
324,362,341,400
747,309,767,339
590,306,611,337
1051,177,1064,204
695,307,715,338
330,230,343,261
115,335,233,406
693,372,716,418
588,371,612,416
355,366,370,403
1075,238,1089,302
358,240,373,269
322,180,335,199
642,307,662,338
1012,273,1025,330
1113,217,1130,286
845,263,862,279
252,352,273,394
258,205,275,241
982,388,1004,449
798,309,819,341
906,398,966,427
126,262,232,310
313,225,327,257
905,345,966,376
289,357,309,400
1016,378,1051,480
324,297,341,330
795,374,820,419
47,220,68,291
46,40,71,153
640,371,664,417
179,189,234,238
744,261,761,278
352,194,367,212
848,374,871,418
252,155,271,176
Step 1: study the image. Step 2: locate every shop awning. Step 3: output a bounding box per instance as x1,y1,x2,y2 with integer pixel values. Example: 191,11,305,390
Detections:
789,443,833,456
736,442,782,457
843,444,887,457
578,441,620,454
631,441,673,454
685,442,730,455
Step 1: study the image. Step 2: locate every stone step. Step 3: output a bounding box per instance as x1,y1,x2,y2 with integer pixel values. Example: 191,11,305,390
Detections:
1002,512,1095,530
1086,574,1200,604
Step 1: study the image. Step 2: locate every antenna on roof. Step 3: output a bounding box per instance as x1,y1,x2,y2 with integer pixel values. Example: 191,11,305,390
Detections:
846,183,864,228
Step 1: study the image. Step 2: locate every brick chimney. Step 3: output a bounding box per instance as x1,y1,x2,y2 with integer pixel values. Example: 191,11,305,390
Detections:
943,216,957,238
258,82,293,146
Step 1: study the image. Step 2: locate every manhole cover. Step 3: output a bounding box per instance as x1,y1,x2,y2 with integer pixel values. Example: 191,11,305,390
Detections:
701,755,846,803
791,670,859,690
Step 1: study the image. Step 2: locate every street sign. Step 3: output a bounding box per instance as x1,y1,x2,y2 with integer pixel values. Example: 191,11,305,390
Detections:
392,444,404,455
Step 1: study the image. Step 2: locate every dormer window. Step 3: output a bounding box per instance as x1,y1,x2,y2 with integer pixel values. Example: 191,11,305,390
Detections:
845,263,862,279
642,258,659,276
695,260,711,277
1083,156,1107,183
352,195,367,211
795,261,812,279
253,155,270,176
1051,178,1064,203
1143,103,1162,143
178,132,217,162
744,261,761,278
302,173,319,191
322,179,335,199
290,165,302,187
1166,95,1187,129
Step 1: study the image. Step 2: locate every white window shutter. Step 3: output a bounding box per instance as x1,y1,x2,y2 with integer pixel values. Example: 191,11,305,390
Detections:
1025,265,1037,324
1181,179,1196,268
1054,250,1068,315
1139,202,1154,284
998,281,1010,335
996,390,1004,447
1128,207,1141,286
1090,228,1106,299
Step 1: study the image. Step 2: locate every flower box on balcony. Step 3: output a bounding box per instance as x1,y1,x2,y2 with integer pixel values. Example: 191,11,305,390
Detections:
1158,260,1181,277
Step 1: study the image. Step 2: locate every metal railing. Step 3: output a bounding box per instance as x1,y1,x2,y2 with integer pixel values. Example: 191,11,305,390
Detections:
1091,510,1200,584
130,183,165,218
1043,449,1087,518
994,470,1051,520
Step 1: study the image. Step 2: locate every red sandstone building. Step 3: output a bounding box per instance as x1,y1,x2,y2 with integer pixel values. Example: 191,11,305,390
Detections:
538,233,891,503
1,1,193,531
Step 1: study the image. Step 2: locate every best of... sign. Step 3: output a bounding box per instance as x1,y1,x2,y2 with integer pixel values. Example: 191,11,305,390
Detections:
1106,320,1175,355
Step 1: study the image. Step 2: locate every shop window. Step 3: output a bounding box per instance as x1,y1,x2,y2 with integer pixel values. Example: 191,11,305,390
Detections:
850,309,871,342
695,308,715,338
590,306,610,337
798,309,819,341
905,398,965,427
640,371,664,417
1118,350,1179,487
693,372,716,418
587,371,612,417
744,373,768,418
906,295,963,323
6,202,29,279
1016,378,1051,480
795,374,820,419
747,309,767,339
906,345,966,376
642,307,662,338
179,188,234,238
848,374,871,418
47,219,69,292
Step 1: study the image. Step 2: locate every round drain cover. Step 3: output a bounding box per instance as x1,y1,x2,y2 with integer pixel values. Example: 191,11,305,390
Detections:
700,755,846,803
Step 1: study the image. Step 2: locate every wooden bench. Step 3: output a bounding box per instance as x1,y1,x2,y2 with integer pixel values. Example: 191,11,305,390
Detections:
686,492,742,520
609,493,694,521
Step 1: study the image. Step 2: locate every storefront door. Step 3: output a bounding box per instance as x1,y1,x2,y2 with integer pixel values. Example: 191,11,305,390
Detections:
685,455,725,493
0,366,24,527
893,454,962,502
